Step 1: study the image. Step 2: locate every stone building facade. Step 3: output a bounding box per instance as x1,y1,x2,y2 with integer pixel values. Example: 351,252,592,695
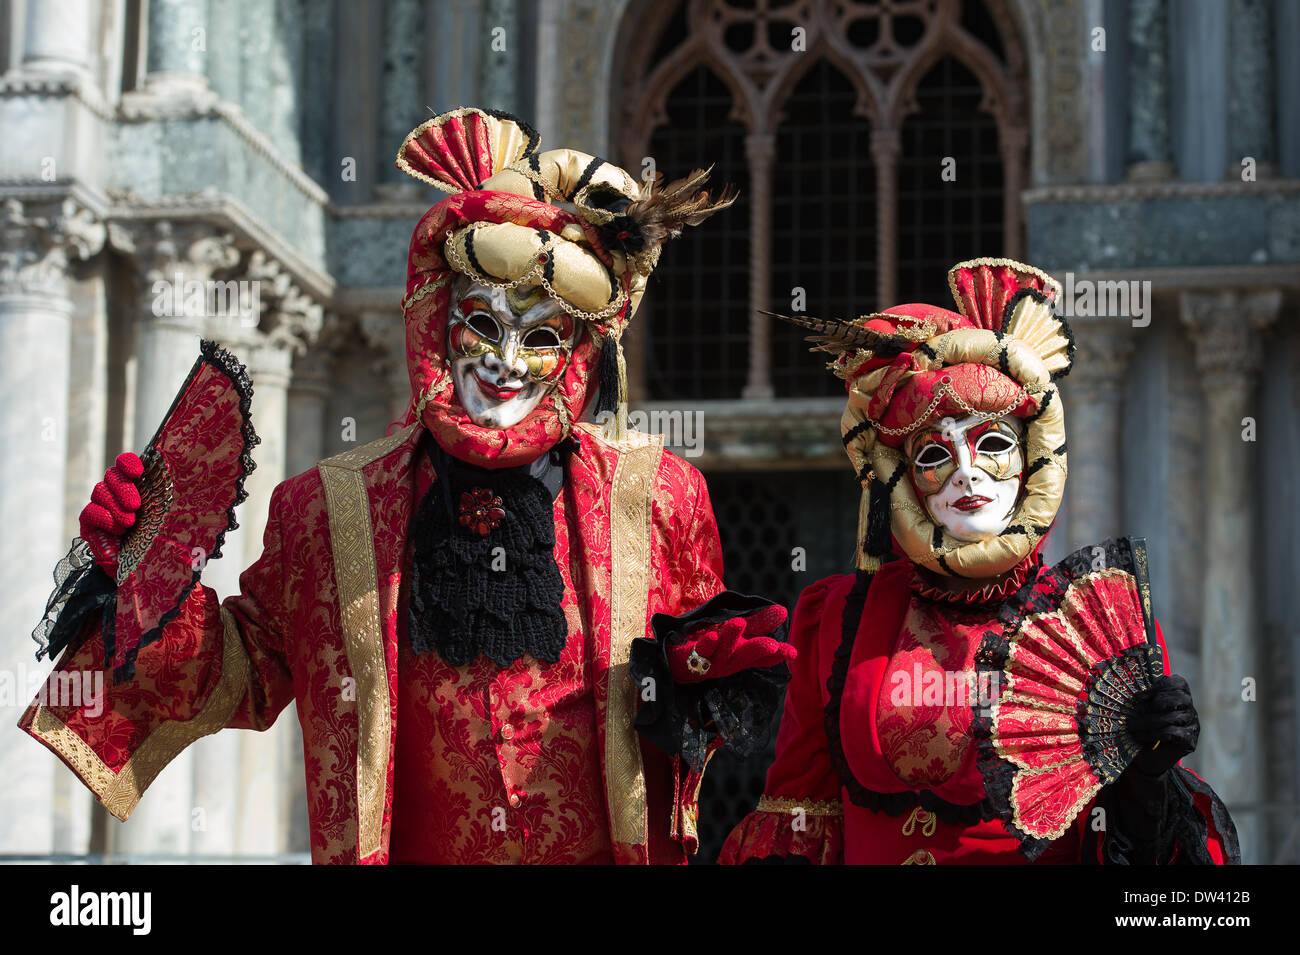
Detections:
0,0,1296,863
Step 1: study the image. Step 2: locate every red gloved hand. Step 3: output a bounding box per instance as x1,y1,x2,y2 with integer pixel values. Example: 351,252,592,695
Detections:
667,604,794,683
79,452,145,576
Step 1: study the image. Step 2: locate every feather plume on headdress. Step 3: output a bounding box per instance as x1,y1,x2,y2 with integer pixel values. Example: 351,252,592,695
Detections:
758,309,914,359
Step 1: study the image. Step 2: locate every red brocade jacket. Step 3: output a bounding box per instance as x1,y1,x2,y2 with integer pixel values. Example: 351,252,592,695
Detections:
19,422,727,864
721,560,1238,865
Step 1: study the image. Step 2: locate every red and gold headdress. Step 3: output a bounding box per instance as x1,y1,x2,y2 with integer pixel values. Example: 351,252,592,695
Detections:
396,107,733,467
776,258,1074,580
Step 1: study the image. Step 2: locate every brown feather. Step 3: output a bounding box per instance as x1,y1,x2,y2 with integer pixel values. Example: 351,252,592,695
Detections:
628,166,738,247
757,309,901,354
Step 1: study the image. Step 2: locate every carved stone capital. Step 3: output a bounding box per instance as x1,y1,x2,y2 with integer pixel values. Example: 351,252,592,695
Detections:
120,219,239,286
241,251,324,353
1066,323,1137,401
0,197,105,299
1179,289,1282,390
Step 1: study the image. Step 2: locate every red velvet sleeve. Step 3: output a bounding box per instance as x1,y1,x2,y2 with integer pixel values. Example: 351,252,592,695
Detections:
720,576,846,864
17,482,297,823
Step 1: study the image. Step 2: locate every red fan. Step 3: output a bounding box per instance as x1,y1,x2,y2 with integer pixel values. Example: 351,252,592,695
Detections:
108,341,258,679
973,537,1164,860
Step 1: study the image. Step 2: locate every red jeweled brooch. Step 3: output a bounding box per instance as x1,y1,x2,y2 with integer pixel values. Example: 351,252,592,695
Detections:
458,488,505,536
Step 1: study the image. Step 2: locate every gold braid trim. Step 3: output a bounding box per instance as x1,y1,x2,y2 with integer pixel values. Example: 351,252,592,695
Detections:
28,607,251,822
401,274,450,313
756,795,842,816
317,426,415,859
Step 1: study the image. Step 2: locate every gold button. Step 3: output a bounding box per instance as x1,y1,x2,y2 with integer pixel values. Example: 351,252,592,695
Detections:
501,725,514,742
509,793,521,808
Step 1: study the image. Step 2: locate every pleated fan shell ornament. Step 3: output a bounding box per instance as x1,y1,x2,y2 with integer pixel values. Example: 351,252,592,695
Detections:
972,537,1164,860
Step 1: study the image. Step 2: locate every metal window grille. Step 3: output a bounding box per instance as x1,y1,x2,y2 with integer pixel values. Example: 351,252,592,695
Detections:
896,54,1005,307
770,59,876,397
643,65,752,400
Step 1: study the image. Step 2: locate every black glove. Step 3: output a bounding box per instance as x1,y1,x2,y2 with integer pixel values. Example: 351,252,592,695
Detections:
1126,674,1199,778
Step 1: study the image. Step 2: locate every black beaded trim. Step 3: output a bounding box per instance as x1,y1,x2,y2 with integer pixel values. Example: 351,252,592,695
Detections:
572,156,604,197
843,420,873,446
464,227,487,278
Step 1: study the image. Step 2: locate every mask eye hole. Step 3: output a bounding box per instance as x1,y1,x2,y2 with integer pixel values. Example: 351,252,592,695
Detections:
466,313,500,340
914,444,951,468
523,327,562,350
976,433,1017,455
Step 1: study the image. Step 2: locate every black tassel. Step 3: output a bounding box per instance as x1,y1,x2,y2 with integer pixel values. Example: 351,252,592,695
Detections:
595,340,619,418
864,474,896,558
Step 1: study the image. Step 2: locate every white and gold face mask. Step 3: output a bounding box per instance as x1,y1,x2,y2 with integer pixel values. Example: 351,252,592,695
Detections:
906,413,1026,543
447,279,578,430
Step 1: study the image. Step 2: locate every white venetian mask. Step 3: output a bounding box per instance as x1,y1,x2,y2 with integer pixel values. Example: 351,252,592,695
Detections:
906,413,1026,543
447,279,577,430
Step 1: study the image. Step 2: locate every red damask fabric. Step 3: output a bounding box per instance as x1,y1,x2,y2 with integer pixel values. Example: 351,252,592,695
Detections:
20,425,727,865
722,563,1235,865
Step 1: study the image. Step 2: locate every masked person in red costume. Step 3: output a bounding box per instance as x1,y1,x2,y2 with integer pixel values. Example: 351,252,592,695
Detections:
722,259,1239,865
20,108,794,864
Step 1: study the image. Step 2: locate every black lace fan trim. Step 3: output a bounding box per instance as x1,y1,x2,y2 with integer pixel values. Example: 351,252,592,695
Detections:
407,440,567,667
823,564,996,825
115,340,259,682
629,591,791,774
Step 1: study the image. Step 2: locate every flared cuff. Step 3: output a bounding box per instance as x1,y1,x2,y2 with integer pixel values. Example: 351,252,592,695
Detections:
630,591,790,773
1089,765,1241,865
719,795,844,865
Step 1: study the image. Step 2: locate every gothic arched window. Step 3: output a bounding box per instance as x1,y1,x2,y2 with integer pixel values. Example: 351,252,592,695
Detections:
619,0,1029,400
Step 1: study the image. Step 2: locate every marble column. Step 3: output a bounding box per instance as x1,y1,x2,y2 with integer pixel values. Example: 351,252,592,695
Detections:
1062,322,1135,552
1179,288,1282,864
238,0,275,135
21,0,96,81
0,196,104,855
286,336,335,479
208,252,320,858
1125,0,1174,181
871,128,900,309
376,0,425,194
265,0,303,167
129,221,239,455
1226,0,1277,178
110,220,238,858
144,0,210,95
480,0,519,113
742,132,774,400
361,310,413,425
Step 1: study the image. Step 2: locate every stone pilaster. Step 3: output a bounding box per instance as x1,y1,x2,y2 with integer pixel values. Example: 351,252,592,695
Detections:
0,195,104,855
742,132,774,400
1125,0,1174,181
360,310,413,425
1062,323,1136,550
287,314,345,477
1226,0,1277,178
1179,287,1281,864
